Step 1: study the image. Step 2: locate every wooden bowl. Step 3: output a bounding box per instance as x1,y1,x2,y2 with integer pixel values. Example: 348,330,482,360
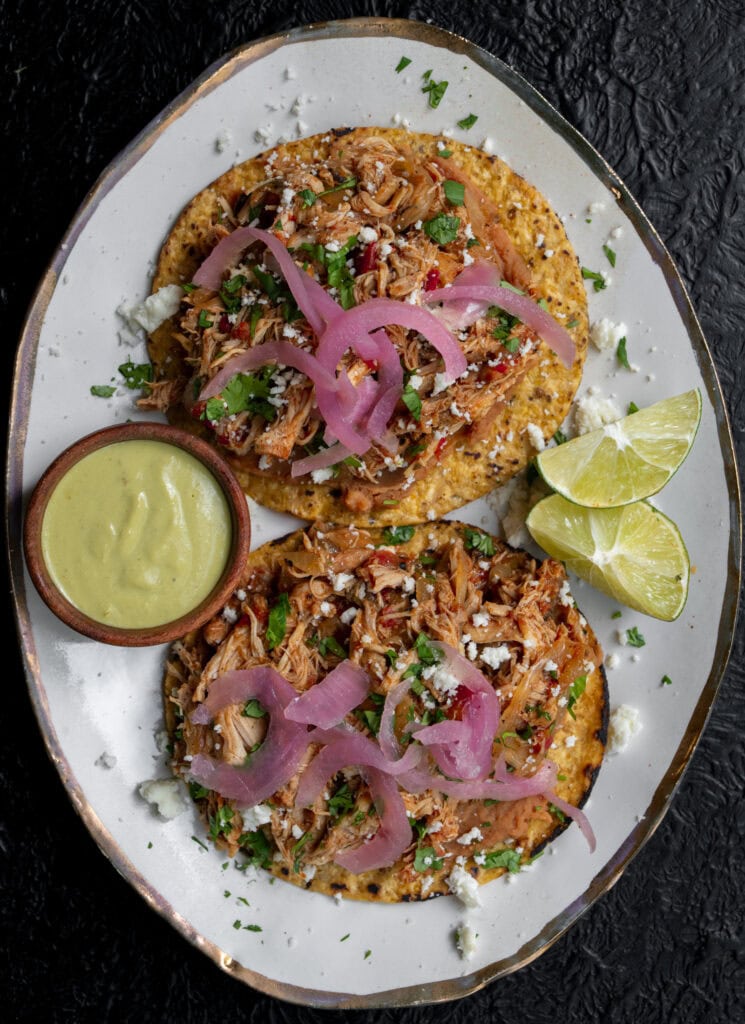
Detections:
24,422,251,646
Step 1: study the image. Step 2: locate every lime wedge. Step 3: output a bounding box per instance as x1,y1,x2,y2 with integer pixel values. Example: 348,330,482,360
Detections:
536,389,702,507
526,494,690,620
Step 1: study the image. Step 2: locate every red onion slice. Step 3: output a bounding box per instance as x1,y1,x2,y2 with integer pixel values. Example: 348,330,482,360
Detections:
424,282,576,367
334,768,412,873
378,679,411,761
188,667,309,806
289,441,351,479
284,661,370,729
295,732,421,809
316,297,467,382
428,261,501,332
540,791,596,853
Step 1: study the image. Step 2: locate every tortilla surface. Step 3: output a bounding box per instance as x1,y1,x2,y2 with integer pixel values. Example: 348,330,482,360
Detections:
163,521,607,903
147,127,589,525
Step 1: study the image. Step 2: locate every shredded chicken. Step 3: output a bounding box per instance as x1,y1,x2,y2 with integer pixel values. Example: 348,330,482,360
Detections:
144,133,541,511
166,524,601,885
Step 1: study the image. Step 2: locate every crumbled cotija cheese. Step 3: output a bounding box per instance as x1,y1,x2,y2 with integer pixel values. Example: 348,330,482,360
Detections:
607,705,642,754
138,778,187,819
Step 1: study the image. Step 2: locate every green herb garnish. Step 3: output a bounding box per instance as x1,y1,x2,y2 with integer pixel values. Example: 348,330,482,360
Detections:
318,635,347,659
443,179,465,206
581,267,607,292
553,428,568,445
383,525,415,545
548,802,566,823
402,384,422,422
395,56,412,73
209,804,235,840
421,73,448,108
662,674,673,686
242,699,266,719
603,244,617,267
198,309,214,328
566,675,587,720
414,845,444,872
617,336,631,370
118,359,153,390
90,385,116,398
626,626,646,648
482,848,521,872
188,782,210,801
219,273,247,313
238,829,273,868
423,213,460,245
457,113,478,130
464,528,495,556
628,401,640,414
266,593,290,650
328,783,356,818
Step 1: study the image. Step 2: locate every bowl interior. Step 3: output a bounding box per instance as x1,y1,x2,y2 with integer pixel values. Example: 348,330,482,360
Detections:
23,422,251,646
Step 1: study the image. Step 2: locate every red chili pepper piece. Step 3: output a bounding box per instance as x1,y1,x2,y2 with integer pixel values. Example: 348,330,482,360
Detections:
357,242,377,274
434,437,448,460
232,321,251,341
218,314,231,334
424,268,441,291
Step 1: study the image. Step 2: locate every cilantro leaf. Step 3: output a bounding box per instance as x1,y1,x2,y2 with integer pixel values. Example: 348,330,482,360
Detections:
383,525,415,545
208,804,234,840
90,384,116,398
616,336,631,370
626,626,646,648
328,782,356,818
603,244,617,267
662,674,673,686
238,829,273,868
457,113,478,130
318,635,347,659
628,401,640,414
464,528,495,556
395,56,412,73
266,593,290,650
414,633,442,666
198,309,214,328
553,428,568,445
566,674,587,720
118,359,153,390
413,845,444,871
581,267,607,292
242,699,266,719
402,384,422,422
219,273,247,313
482,847,521,872
421,74,448,108
423,213,460,245
443,179,465,206
547,802,567,823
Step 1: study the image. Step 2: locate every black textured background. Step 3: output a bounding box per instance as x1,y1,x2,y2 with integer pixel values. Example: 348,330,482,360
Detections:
3,2,745,1022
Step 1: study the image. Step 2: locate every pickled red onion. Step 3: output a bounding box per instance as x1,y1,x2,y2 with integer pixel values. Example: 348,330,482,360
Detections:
334,768,412,872
188,667,309,807
424,280,576,367
284,661,370,729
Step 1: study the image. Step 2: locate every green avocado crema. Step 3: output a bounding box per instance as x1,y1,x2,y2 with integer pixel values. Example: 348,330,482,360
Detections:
41,440,232,628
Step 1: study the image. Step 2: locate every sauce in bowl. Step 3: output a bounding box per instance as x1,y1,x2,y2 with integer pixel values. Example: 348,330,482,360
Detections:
24,422,251,646
41,440,232,628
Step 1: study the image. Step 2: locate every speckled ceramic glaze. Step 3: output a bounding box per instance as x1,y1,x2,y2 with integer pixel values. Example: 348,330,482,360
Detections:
8,18,739,1009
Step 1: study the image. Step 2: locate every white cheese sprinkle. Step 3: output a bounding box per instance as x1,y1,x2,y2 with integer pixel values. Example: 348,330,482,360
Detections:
607,705,642,754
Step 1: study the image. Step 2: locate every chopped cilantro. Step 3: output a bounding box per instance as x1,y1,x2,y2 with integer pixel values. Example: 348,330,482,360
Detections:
233,920,241,929
490,305,521,343
291,830,313,872
502,336,520,354
300,234,358,309
567,317,580,328
188,782,210,801
238,829,273,869
414,845,444,872
191,835,208,851
355,707,382,735
553,428,568,445
198,309,214,328
626,626,646,647
209,804,234,840
249,304,263,337
395,56,412,73
499,279,525,295
548,802,567,823
300,177,357,208
464,528,495,556
243,924,262,932
364,950,372,960
266,593,290,650
443,179,465,206
421,73,448,108
581,267,607,292
118,359,153,390
466,236,481,248
402,384,422,421
384,649,398,667
616,336,631,370
242,698,266,718
204,366,276,423
414,632,442,666
90,384,116,398
628,401,640,414
457,113,478,130
603,244,617,267
340,933,351,942
482,847,521,872
318,635,347,659
383,525,415,545
439,148,452,158
219,273,247,313
612,610,622,619
423,213,460,245
328,783,356,818
409,677,425,695
566,675,587,720
538,298,550,311
662,674,673,686
182,282,197,293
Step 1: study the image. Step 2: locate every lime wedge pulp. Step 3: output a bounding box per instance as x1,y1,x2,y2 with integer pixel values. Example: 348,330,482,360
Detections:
526,494,690,620
536,389,702,508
